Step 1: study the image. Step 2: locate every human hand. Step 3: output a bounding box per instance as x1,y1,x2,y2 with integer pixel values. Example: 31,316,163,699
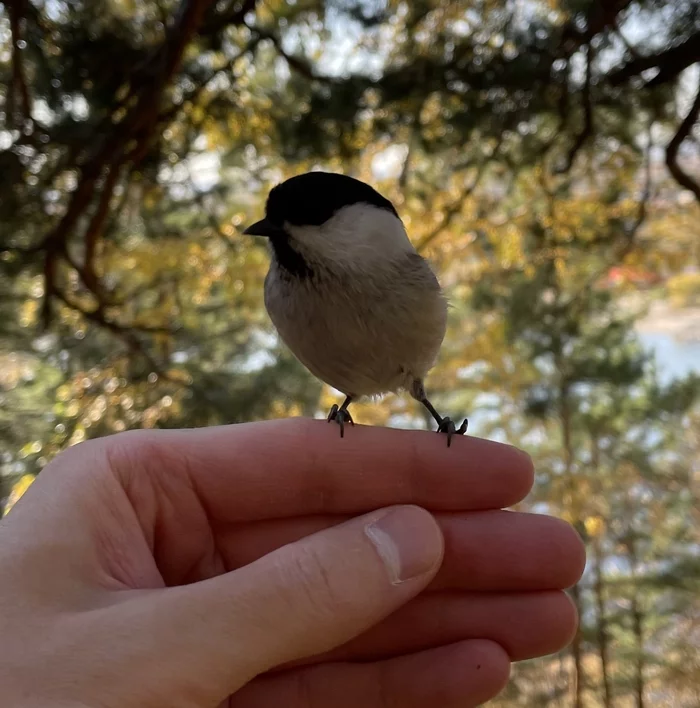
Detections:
0,419,584,707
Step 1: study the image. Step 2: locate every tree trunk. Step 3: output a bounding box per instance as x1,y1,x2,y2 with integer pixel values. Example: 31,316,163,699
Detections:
559,379,584,708
627,536,645,708
593,538,613,708
589,435,613,708
569,581,585,708
631,594,645,708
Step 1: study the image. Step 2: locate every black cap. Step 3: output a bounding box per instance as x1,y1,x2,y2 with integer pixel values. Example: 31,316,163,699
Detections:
262,171,399,228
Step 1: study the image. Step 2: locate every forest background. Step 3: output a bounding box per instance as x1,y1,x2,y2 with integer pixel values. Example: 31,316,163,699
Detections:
1,1,700,706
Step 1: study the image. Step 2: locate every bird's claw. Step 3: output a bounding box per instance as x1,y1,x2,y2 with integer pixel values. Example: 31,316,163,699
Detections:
327,404,354,438
437,417,469,448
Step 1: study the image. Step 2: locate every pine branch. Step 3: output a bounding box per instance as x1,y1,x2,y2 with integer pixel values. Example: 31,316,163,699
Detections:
416,134,505,253
666,85,700,205
609,31,700,87
155,38,261,128
37,0,222,329
560,0,635,52
586,0,636,38
52,287,176,338
82,163,125,297
252,27,335,84
558,43,594,174
561,117,655,312
199,0,257,36
7,0,33,126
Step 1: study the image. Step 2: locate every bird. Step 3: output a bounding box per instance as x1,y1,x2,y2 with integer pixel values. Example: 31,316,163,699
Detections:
243,171,468,447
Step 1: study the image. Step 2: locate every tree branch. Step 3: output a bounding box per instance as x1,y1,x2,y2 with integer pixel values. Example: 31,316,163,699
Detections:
627,120,654,242
560,0,635,54
252,28,335,84
199,0,257,36
666,85,700,204
82,163,126,296
37,0,220,328
586,0,636,38
7,0,33,126
416,135,504,253
155,38,260,128
53,287,175,337
564,119,655,306
558,43,594,174
609,31,700,87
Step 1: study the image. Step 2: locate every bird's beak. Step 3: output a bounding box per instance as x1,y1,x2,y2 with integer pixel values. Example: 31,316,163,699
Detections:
243,218,284,238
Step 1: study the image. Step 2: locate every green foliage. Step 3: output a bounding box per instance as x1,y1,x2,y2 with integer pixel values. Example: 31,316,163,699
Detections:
1,0,700,704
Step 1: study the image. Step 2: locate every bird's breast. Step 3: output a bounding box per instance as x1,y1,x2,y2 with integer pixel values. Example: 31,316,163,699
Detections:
264,253,447,396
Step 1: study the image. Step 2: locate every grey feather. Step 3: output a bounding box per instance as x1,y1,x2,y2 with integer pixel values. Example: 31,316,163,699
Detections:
263,206,447,399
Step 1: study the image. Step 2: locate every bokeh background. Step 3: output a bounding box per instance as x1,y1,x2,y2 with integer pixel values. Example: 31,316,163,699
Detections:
2,0,700,705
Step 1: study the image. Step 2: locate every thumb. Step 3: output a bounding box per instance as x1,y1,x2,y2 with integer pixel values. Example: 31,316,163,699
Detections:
153,505,443,697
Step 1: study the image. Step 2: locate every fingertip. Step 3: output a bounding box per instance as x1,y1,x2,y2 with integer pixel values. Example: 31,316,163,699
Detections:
456,438,535,508
500,445,535,507
382,639,512,708
560,590,581,649
497,590,580,660
513,447,535,496
453,639,511,702
549,517,587,589
523,590,580,658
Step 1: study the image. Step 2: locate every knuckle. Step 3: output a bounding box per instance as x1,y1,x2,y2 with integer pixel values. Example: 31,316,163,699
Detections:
100,429,174,488
42,435,115,487
286,545,344,620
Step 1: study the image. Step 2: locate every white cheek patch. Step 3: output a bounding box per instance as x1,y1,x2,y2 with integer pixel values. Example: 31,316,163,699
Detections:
286,203,415,265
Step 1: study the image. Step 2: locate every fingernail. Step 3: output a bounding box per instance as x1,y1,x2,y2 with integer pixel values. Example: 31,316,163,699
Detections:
364,506,443,585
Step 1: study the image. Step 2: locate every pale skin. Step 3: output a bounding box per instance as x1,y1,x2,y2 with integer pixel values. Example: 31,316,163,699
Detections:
0,418,585,708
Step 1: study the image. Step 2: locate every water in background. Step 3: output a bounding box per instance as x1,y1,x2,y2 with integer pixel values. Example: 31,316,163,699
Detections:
640,332,700,383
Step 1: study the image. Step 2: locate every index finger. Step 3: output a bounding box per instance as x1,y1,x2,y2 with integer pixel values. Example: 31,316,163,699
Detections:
113,418,534,522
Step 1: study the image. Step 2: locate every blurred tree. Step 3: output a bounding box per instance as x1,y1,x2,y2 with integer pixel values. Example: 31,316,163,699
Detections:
0,0,334,481
443,155,700,705
1,0,699,705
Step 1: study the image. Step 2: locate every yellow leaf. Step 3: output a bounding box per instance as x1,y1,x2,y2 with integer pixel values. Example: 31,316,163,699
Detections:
584,515,606,538
5,474,37,515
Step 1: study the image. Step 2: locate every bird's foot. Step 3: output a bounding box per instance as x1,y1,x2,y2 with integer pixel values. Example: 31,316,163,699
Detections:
436,416,469,448
327,404,354,438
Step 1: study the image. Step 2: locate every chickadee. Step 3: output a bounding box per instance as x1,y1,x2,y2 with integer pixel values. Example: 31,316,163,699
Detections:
244,171,468,446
